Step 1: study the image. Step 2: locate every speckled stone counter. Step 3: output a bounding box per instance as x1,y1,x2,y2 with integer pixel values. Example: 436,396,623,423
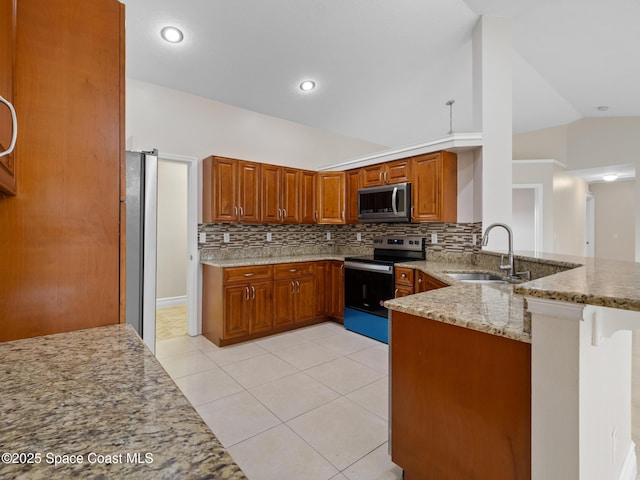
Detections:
386,251,640,344
0,325,247,480
201,253,346,268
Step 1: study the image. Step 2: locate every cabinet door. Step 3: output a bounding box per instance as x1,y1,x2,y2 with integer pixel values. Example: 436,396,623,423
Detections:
300,170,317,224
386,159,411,184
415,270,448,292
281,167,301,224
223,284,250,338
395,285,414,298
238,160,261,223
261,163,281,223
395,267,414,287
295,275,316,322
360,164,384,187
0,0,16,195
249,281,273,333
330,261,344,319
273,279,295,327
412,153,440,221
317,171,346,224
315,261,331,317
208,157,238,222
346,169,360,224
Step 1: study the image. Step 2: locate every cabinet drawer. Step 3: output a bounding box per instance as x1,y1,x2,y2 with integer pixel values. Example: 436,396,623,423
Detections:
395,267,414,286
224,265,273,284
274,262,316,279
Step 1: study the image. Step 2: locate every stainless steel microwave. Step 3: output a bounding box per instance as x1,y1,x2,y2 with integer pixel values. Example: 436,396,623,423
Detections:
357,182,412,223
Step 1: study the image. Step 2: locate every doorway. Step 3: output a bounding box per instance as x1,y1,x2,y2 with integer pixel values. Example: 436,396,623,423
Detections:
585,192,595,257
512,184,543,253
155,153,199,344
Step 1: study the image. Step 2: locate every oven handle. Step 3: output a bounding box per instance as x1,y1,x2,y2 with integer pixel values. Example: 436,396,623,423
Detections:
344,261,393,274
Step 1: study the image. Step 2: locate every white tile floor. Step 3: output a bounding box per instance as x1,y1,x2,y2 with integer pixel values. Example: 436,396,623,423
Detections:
156,322,403,480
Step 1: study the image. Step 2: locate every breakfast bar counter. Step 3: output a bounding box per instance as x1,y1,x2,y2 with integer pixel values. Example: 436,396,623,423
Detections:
0,325,247,480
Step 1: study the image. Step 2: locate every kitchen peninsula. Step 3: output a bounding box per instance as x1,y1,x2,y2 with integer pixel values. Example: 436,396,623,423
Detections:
385,252,640,480
0,325,247,480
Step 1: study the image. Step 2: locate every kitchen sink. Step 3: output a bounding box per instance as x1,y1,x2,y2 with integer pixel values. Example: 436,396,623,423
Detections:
445,272,507,284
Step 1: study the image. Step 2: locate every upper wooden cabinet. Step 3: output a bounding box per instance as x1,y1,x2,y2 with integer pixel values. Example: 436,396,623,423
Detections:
203,156,261,223
0,0,16,196
300,170,317,224
360,159,411,188
345,169,360,224
262,164,301,224
411,151,457,223
316,171,346,224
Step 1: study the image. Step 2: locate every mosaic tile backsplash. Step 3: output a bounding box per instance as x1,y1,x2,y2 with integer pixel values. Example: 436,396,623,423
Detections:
198,222,483,260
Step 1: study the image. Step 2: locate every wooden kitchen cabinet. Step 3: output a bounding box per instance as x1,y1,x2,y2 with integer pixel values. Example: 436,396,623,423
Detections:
395,266,415,298
316,171,346,224
262,164,301,224
345,169,360,224
415,270,449,292
411,151,457,222
203,156,261,223
0,0,125,341
360,159,411,188
0,0,16,196
330,261,344,320
315,260,331,317
273,262,316,326
300,170,317,224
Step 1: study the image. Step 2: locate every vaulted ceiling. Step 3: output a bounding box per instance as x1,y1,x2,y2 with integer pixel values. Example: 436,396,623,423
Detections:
123,0,640,148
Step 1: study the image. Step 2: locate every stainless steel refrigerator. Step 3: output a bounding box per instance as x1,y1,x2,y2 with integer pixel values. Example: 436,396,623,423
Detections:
125,149,158,352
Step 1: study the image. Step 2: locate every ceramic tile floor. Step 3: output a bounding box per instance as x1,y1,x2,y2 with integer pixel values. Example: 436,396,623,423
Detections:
156,322,402,480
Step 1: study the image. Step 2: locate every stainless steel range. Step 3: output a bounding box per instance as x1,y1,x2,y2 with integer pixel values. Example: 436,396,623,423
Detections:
343,236,426,343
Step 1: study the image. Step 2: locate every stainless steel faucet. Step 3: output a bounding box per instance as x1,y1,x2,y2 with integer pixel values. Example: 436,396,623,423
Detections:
481,223,517,279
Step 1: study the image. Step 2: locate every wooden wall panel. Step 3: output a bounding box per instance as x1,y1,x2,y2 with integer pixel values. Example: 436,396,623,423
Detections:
0,0,123,341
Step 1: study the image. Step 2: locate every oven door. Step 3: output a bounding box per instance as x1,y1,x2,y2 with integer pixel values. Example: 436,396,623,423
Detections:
344,261,394,317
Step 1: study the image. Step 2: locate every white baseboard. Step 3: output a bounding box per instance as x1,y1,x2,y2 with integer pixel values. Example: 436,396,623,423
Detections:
618,442,637,480
156,295,187,309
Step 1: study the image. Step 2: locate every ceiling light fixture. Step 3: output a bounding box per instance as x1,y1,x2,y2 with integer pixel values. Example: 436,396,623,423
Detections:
602,174,618,182
299,80,316,92
161,26,184,44
597,105,609,111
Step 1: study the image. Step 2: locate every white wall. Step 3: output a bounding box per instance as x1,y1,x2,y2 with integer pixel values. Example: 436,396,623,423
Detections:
126,79,383,171
512,188,536,251
591,180,636,261
156,160,188,300
553,166,588,256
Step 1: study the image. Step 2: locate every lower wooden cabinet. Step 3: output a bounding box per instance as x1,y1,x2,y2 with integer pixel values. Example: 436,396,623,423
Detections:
415,270,449,292
203,260,343,346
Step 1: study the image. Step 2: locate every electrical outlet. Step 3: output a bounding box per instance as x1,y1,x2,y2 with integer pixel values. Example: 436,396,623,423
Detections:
472,233,477,245
223,233,230,243
356,233,362,241
431,233,438,244
266,232,272,242
199,232,207,244
326,232,332,241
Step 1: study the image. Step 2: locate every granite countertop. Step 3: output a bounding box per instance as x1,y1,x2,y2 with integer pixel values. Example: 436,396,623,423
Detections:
202,253,346,268
0,325,247,480
386,251,640,344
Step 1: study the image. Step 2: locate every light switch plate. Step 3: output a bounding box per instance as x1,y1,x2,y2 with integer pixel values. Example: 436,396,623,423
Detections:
431,233,438,244
326,232,331,241
199,232,207,244
223,233,230,243
266,232,272,242
356,233,362,241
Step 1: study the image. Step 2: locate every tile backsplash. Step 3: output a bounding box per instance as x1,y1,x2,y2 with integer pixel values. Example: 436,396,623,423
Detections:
198,222,482,260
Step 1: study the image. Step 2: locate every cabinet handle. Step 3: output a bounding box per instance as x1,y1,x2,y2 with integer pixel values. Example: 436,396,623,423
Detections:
243,272,255,277
341,210,345,221
394,288,399,298
0,95,18,159
277,208,281,220
401,273,407,279
288,268,297,273
251,286,256,300
314,210,318,221
384,171,388,183
411,206,415,219
340,264,344,276
378,171,382,183
239,206,244,218
282,208,287,222
295,280,300,294
245,286,250,301
418,277,422,283
234,206,238,219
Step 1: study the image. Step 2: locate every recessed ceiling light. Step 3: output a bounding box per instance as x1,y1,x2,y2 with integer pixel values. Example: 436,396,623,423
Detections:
602,174,618,182
299,80,316,92
161,26,184,44
597,105,609,111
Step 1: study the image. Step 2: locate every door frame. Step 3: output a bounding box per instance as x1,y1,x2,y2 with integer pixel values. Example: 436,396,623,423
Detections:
585,192,595,257
158,152,199,337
